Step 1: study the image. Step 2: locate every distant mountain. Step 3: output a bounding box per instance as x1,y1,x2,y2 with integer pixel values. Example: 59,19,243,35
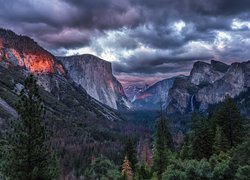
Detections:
132,60,250,115
124,84,149,101
132,77,176,110
58,55,131,110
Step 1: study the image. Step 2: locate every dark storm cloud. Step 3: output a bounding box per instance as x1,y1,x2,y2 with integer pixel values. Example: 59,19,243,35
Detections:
0,0,141,49
0,0,250,84
113,48,213,75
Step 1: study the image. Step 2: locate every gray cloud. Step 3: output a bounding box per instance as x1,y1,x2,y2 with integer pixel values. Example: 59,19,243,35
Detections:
1,0,250,85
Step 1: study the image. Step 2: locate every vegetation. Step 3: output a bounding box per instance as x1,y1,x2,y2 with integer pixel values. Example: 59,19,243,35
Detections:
0,75,249,179
0,75,58,179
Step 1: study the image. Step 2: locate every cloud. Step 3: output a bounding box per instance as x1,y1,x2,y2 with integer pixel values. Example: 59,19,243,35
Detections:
1,0,250,85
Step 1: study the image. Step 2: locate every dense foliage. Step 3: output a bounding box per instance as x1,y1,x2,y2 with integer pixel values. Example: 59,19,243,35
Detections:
0,75,58,179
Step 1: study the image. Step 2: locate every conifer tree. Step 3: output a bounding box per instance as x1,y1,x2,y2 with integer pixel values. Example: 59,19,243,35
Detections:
213,96,244,148
84,156,120,179
192,114,214,160
153,109,174,179
213,126,230,153
1,75,58,180
121,156,133,180
122,137,138,171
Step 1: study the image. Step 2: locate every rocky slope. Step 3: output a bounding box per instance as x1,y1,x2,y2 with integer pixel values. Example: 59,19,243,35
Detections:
58,55,131,110
168,60,250,114
0,28,123,123
132,60,250,115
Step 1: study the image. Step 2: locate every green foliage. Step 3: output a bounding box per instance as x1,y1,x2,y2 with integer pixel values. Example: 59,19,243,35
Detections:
212,96,245,148
134,164,152,180
84,156,120,180
179,135,193,160
153,116,174,179
160,96,250,180
213,126,230,154
122,138,138,171
235,165,250,180
190,113,214,160
0,75,59,180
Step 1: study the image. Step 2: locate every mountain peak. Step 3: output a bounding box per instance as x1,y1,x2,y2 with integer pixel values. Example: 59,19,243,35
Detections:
0,28,64,75
57,55,130,110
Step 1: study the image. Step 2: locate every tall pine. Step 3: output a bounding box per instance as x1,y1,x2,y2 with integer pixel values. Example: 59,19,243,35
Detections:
213,126,230,153
153,105,174,179
190,113,213,160
122,137,138,171
1,75,58,180
213,96,244,148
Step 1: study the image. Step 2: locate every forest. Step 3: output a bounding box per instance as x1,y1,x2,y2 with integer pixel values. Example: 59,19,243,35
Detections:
0,75,249,180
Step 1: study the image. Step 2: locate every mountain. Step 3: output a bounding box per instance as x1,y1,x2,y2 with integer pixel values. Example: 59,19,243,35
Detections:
124,84,149,101
0,28,136,177
58,55,131,110
132,77,176,110
0,28,124,123
132,59,250,115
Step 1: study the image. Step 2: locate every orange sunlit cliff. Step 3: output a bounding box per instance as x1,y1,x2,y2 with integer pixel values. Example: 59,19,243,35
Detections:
0,29,65,75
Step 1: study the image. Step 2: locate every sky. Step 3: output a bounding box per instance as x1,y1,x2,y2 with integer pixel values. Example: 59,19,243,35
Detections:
1,0,250,87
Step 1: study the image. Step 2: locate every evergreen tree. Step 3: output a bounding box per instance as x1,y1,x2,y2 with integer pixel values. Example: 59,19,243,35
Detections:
179,135,193,160
190,113,214,160
84,156,120,180
153,115,174,179
121,156,133,180
1,75,58,180
122,137,138,171
213,96,244,148
213,126,230,153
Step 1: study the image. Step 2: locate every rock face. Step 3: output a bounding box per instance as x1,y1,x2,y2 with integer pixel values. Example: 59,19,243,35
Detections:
0,29,64,75
196,61,250,110
0,28,123,123
190,60,229,86
132,59,250,115
58,55,131,110
167,60,250,114
132,77,175,110
124,84,149,101
0,28,130,110
166,76,193,114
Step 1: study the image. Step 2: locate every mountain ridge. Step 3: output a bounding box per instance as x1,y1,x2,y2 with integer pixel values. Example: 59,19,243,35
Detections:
132,60,250,115
0,28,129,110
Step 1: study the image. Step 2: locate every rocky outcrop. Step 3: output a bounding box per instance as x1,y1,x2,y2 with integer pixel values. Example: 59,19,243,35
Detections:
189,60,229,86
0,28,65,75
58,55,131,110
196,61,250,110
166,60,250,114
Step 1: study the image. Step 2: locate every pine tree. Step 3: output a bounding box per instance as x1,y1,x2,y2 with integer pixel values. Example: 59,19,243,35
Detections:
122,137,138,171
153,115,174,179
213,96,244,148
213,126,230,154
1,75,58,180
191,114,213,160
84,156,120,179
121,156,133,180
